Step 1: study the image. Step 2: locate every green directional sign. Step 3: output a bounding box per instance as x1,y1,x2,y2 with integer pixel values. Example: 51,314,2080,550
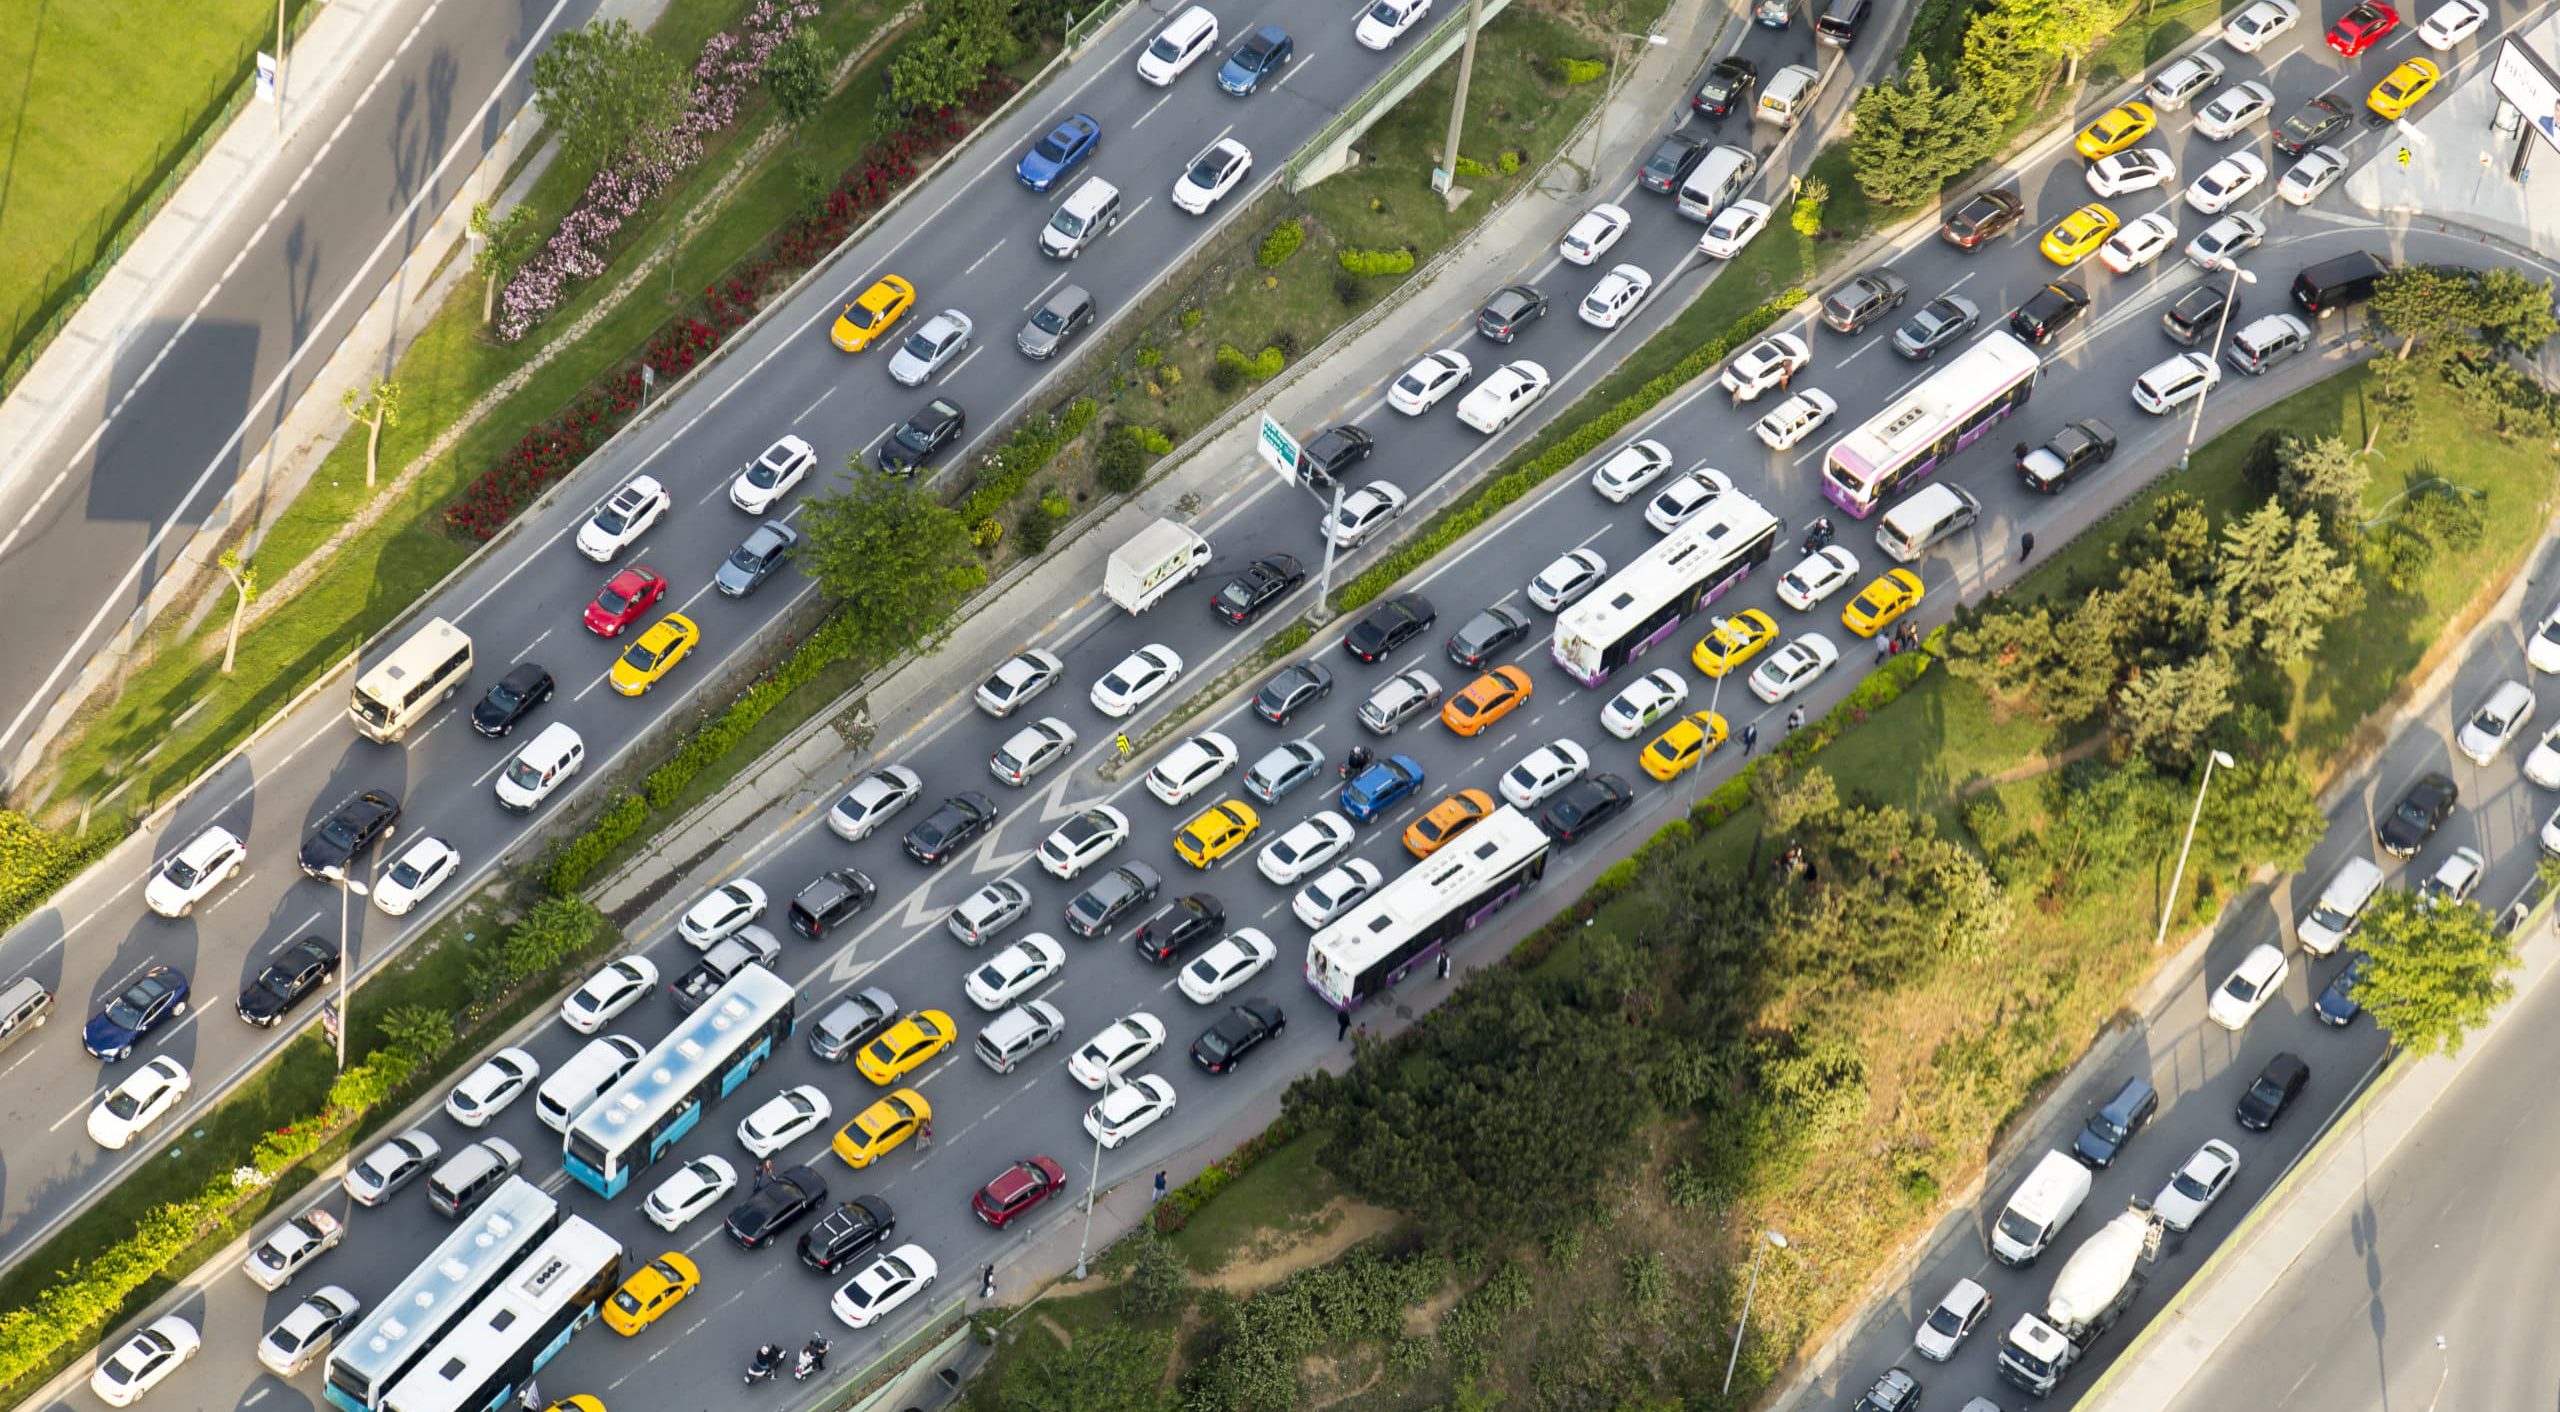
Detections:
1256,414,1303,481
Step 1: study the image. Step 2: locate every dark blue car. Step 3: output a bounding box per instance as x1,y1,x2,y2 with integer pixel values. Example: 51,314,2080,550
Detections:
1340,754,1425,822
2314,953,2367,1026
1015,113,1100,192
1217,25,1294,95
84,964,190,1061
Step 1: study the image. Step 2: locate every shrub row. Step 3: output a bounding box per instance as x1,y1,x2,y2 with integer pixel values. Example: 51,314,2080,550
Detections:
1256,217,1305,268
0,812,121,938
1336,246,1416,277
1146,1113,1306,1235
1552,55,1607,85
959,396,1097,526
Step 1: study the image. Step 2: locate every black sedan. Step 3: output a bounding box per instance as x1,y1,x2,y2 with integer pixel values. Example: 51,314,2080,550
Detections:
788,868,877,938
798,1194,898,1273
1637,133,1708,194
1343,594,1435,663
726,1165,829,1248
298,789,402,879
2314,954,2367,1026
470,662,554,738
1891,295,1981,360
2376,772,2457,857
903,793,999,865
236,936,342,1027
2274,94,2351,156
872,398,966,476
1251,661,1334,724
1475,284,1547,343
1446,605,1532,669
1191,998,1285,1074
1066,863,1162,939
1298,426,1375,486
1690,55,1757,117
1541,774,1634,843
1133,894,1225,965
1212,554,1306,626
2234,1053,2310,1130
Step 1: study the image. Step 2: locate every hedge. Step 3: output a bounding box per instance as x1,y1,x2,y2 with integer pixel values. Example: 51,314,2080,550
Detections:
1256,217,1305,268
1553,55,1607,85
961,396,1098,523
1336,247,1416,277
0,812,121,938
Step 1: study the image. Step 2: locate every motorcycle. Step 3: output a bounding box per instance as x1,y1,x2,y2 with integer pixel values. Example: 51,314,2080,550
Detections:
745,1344,783,1386
794,1337,831,1382
1800,518,1835,554
1337,746,1375,780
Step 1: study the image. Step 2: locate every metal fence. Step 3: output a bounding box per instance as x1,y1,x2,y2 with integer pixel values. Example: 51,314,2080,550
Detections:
1064,0,1140,54
816,1294,969,1412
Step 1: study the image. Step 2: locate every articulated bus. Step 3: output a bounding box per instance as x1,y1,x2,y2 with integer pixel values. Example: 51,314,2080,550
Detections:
563,964,796,1197
1306,807,1551,1010
1551,491,1782,688
324,1178,561,1412
350,617,474,743
379,1217,624,1412
1820,332,2041,518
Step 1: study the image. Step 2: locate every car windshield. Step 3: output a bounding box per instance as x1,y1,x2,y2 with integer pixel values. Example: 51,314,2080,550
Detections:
900,329,940,361
389,856,428,888
1049,207,1088,238
105,1088,146,1119
1148,35,1183,61
727,545,766,575
592,503,632,535
1218,583,1254,608
1197,1027,1233,1058
844,301,883,330
893,421,936,454
1366,0,1401,20
1995,1208,2044,1247
321,816,364,847
2392,798,2430,826
1925,1304,1967,1335
1188,154,1223,184
2088,1115,2127,1142
503,757,546,790
1032,304,1071,333
2172,1168,2214,1200
1035,132,1074,161
163,857,202,889
2247,1078,2283,1105
622,642,663,672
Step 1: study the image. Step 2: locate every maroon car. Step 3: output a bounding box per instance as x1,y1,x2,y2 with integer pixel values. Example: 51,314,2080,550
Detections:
971,1156,1068,1228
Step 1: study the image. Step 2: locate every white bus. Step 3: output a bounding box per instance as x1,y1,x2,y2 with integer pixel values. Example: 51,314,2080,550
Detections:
1552,491,1782,688
1306,807,1551,1011
1821,332,2041,519
563,965,797,1198
350,617,473,743
378,1217,623,1412
324,1178,561,1412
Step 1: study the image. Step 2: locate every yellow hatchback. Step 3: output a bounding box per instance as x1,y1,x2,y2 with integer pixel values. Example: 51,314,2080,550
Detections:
544,1400,607,1412
2039,203,2120,266
1840,568,1925,637
602,1253,699,1336
833,1088,930,1168
831,274,917,351
1175,800,1260,868
608,613,699,696
2367,58,2439,119
854,1009,956,1085
1641,710,1728,782
1692,609,1780,678
2074,101,2156,159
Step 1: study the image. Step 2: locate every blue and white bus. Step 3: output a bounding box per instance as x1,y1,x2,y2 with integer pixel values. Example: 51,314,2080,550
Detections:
378,1218,624,1412
563,963,796,1197
324,1178,561,1412
1305,807,1551,1010
1552,491,1782,687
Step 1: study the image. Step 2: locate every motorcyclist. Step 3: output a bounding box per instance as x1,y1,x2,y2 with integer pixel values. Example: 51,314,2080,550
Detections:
1802,515,1834,552
745,1343,783,1385
1340,744,1375,779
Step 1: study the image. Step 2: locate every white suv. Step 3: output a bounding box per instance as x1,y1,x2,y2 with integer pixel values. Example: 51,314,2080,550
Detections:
145,824,246,918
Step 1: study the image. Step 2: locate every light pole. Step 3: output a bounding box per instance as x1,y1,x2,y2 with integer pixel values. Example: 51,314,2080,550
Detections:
328,824,385,1071
2154,750,2236,948
2176,263,2256,471
1312,478,1349,610
1435,0,1486,198
1072,1072,1119,1279
1722,1229,1788,1395
1582,33,1670,192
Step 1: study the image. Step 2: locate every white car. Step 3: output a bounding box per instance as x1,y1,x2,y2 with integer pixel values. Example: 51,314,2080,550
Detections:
1559,202,1631,264
87,1056,190,1150
737,1084,834,1158
2523,724,2560,788
1749,634,1840,702
1589,438,1675,502
258,1286,361,1377
1387,349,1471,414
1527,548,1609,611
1456,360,1551,433
827,765,925,841
644,1155,738,1232
2145,50,2225,109
343,1129,440,1206
831,1244,939,1328
90,1315,199,1407
561,956,658,1033
1601,669,1689,740
2278,146,2349,206
2421,847,2486,909
1775,546,1860,609
965,934,1068,1011
574,475,671,561
2153,1139,2242,1231
1500,740,1590,808
991,716,1078,784
887,310,972,387
1697,199,1772,259
446,1049,539,1128
949,878,1033,945
2194,79,2275,138
1136,5,1219,83
2206,942,2290,1029
1912,1277,1993,1361
1578,263,1653,329
242,1208,343,1291
2134,351,2221,411
2418,0,2488,47
1754,389,1838,451
1084,1073,1178,1147
2455,679,2536,763
371,834,460,916
1068,1013,1169,1088
2221,0,2298,50
2099,212,2178,273
1327,481,1408,547
2185,152,2267,214
2528,596,2560,673
1644,466,1735,534
1257,811,1355,885
1090,645,1184,717
678,879,767,949
1146,732,1242,804
976,647,1065,717
1721,333,1811,402
1293,859,1385,928
2087,148,2176,198
2184,212,2265,269
2544,802,2560,857
1172,137,1253,214
144,823,245,918
1039,805,1131,879
729,434,815,514
1180,927,1279,1002
1355,0,1431,49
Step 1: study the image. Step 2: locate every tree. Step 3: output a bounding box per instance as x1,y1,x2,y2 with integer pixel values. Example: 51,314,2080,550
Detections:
1001,1320,1173,1412
2472,266,2559,353
877,0,1013,127
1961,0,2129,108
531,19,685,180
2354,889,2518,1057
215,548,258,674
762,29,839,128
2191,750,2325,878
340,379,402,490
2215,503,2358,667
1847,59,1997,207
2114,651,2237,764
2363,354,2425,452
797,467,986,668
2272,433,2369,539
2367,265,2483,364
467,202,542,324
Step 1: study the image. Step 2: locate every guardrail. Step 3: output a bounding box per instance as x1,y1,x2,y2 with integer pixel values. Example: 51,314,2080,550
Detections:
817,1294,970,1411
1282,0,1515,190
1065,0,1141,53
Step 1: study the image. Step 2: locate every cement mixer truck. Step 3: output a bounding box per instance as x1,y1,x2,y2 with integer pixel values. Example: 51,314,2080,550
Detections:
1994,1205,2155,1396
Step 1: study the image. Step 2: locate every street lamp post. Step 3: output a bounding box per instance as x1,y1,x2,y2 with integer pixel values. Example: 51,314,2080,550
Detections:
2177,263,2256,471
1436,0,1486,197
328,825,386,1071
1722,1228,1788,1395
2154,750,2236,948
1072,1072,1119,1279
1581,33,1670,192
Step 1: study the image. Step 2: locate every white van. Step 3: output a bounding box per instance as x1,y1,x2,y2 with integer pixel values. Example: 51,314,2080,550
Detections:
2225,313,2310,376
535,1035,646,1132
1040,176,1122,259
1676,145,1759,222
426,1138,522,1218
1874,483,1980,563
1756,63,1824,129
495,722,585,812
975,1000,1066,1074
2296,855,2384,955
2132,351,2220,413
1990,1150,2093,1265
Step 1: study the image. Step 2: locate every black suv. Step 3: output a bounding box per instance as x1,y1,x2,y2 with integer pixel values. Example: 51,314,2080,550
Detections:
1252,661,1334,724
798,1195,898,1273
1541,774,1634,843
1298,425,1375,487
1066,862,1163,938
1212,554,1306,626
872,398,966,475
1820,267,1909,333
1475,284,1548,343
2162,279,2240,346
299,789,402,879
471,662,555,738
1447,605,1532,669
1343,594,1436,663
2018,418,2118,493
1940,188,2024,250
1638,133,1709,194
789,868,877,938
1192,998,1286,1074
1133,894,1225,965
1690,56,1757,117
1814,0,1872,45
236,935,341,1027
904,793,999,865
2007,280,2090,346
2376,773,2457,857
725,1166,828,1248
2072,1074,2158,1167
2235,1053,2310,1130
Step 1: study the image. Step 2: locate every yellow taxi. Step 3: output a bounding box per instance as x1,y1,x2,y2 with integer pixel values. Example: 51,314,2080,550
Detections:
2039,203,2120,266
608,613,699,696
1640,710,1729,782
831,274,917,351
2367,57,2439,119
543,1399,607,1412
2073,101,2156,159
1440,666,1533,737
1840,568,1926,637
1691,609,1780,677
602,1253,699,1336
1175,800,1261,868
833,1088,930,1168
1402,789,1496,859
854,1009,956,1085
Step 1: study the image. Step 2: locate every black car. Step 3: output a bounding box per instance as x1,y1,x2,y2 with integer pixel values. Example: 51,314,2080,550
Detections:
1814,0,1872,46
2161,279,2240,346
872,398,966,475
1343,594,1436,663
797,1195,898,1274
1133,894,1225,965
1690,56,1757,117
1541,774,1634,843
236,935,341,1027
1252,661,1335,724
1940,188,2024,249
1820,268,1909,333
1212,554,1306,626
715,520,799,597
1637,133,1709,194
470,662,554,738
2314,953,2367,1026
1066,862,1163,938
1854,1367,1921,1412
904,793,999,865
1447,605,1532,669
1891,295,1980,359
1298,425,1375,487
299,789,402,879
1191,997,1285,1074
2376,772,2457,857
725,1165,828,1249
2017,418,2118,493
2072,1074,2158,1167
788,869,876,938
1475,284,1548,343
2274,94,2351,156
2234,1052,2310,1130
2007,280,2090,346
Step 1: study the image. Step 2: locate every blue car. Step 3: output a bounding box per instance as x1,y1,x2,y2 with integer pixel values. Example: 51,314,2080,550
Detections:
2313,953,2367,1026
1015,113,1101,192
1340,754,1426,823
84,964,190,1061
1217,25,1295,95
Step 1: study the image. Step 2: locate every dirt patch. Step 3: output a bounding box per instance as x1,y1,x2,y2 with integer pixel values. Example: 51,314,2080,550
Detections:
1033,1312,1074,1350
1202,1197,1402,1295
1401,1281,1465,1339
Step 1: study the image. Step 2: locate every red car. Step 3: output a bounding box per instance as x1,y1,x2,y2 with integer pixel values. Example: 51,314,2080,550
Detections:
970,1155,1067,1229
582,566,666,637
2325,0,2396,54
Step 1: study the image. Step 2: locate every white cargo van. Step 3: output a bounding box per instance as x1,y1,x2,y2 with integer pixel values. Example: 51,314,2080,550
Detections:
2296,855,2384,955
1990,1150,2093,1266
1675,145,1759,222
1874,483,1980,563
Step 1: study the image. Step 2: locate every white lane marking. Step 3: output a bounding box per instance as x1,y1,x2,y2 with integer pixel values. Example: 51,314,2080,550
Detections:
940,345,985,385
1022,268,1073,313
795,386,838,422
964,239,1007,275
1130,90,1177,129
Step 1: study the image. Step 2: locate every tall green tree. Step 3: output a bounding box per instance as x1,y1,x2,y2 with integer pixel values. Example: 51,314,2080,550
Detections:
2115,651,2237,764
2273,433,2370,539
2472,266,2560,352
762,29,839,128
1961,0,2130,109
531,19,686,179
2216,503,2359,667
1847,59,1998,207
2354,889,2518,1057
878,0,1014,125
2368,266,2484,364
797,466,986,667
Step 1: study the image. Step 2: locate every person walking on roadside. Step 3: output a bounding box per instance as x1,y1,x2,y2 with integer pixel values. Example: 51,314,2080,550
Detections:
980,1264,997,1300
1153,1170,1169,1201
1741,721,1758,756
754,1157,775,1192
917,1121,933,1152
1337,1010,1352,1043
2019,530,2035,561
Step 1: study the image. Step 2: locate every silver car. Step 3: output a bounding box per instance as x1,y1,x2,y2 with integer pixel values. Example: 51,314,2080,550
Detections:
1018,285,1096,360
976,648,1065,717
343,1129,441,1206
808,987,899,1062
1243,739,1328,803
1359,668,1444,734
715,520,798,597
888,310,973,386
827,765,925,841
948,879,1033,945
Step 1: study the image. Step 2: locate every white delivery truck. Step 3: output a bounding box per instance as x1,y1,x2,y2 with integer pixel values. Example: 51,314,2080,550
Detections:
1105,518,1212,614
1989,1150,2095,1266
1995,1206,2153,1397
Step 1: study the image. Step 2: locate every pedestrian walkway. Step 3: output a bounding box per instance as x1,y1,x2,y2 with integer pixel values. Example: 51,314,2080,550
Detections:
2341,10,2560,261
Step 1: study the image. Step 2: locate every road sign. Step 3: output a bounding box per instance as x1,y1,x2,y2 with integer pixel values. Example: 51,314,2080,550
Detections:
2397,145,2412,166
255,54,279,104
1255,414,1302,481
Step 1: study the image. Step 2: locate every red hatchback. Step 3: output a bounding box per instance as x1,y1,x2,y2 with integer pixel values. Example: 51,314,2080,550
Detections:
970,1156,1067,1228
2325,0,2396,54
583,566,667,637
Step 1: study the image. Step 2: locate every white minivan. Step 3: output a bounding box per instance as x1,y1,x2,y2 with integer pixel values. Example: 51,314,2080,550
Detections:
1990,1149,2093,1265
534,1035,645,1132
1874,483,1981,563
495,722,585,812
2295,855,2383,955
